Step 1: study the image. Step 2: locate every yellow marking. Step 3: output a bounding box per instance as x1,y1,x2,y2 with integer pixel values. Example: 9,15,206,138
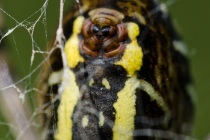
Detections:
113,76,140,140
65,16,85,68
102,78,110,89
115,22,143,76
82,115,89,128
89,78,94,87
54,69,80,140
99,112,105,127
138,79,169,112
113,77,169,140
48,70,63,86
127,22,139,40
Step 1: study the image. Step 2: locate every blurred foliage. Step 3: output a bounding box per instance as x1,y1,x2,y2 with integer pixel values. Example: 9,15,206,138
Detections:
0,0,210,139
168,0,210,139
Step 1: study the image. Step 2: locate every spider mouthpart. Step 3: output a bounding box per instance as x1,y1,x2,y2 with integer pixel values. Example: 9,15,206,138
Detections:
92,25,110,39
81,8,127,58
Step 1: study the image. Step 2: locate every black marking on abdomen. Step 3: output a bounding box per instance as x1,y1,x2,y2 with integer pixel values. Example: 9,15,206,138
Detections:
134,89,167,139
72,63,128,140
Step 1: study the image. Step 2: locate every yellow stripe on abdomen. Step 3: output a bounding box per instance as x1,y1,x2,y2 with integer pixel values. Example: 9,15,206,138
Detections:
113,76,140,140
54,69,80,140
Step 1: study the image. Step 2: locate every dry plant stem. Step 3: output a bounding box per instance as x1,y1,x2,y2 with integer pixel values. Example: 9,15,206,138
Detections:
0,62,37,140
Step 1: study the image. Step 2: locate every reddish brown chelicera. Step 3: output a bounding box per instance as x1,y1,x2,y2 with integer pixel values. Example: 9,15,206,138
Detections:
80,8,128,58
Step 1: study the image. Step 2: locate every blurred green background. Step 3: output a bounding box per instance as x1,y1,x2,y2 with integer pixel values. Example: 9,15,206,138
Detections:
0,0,210,139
